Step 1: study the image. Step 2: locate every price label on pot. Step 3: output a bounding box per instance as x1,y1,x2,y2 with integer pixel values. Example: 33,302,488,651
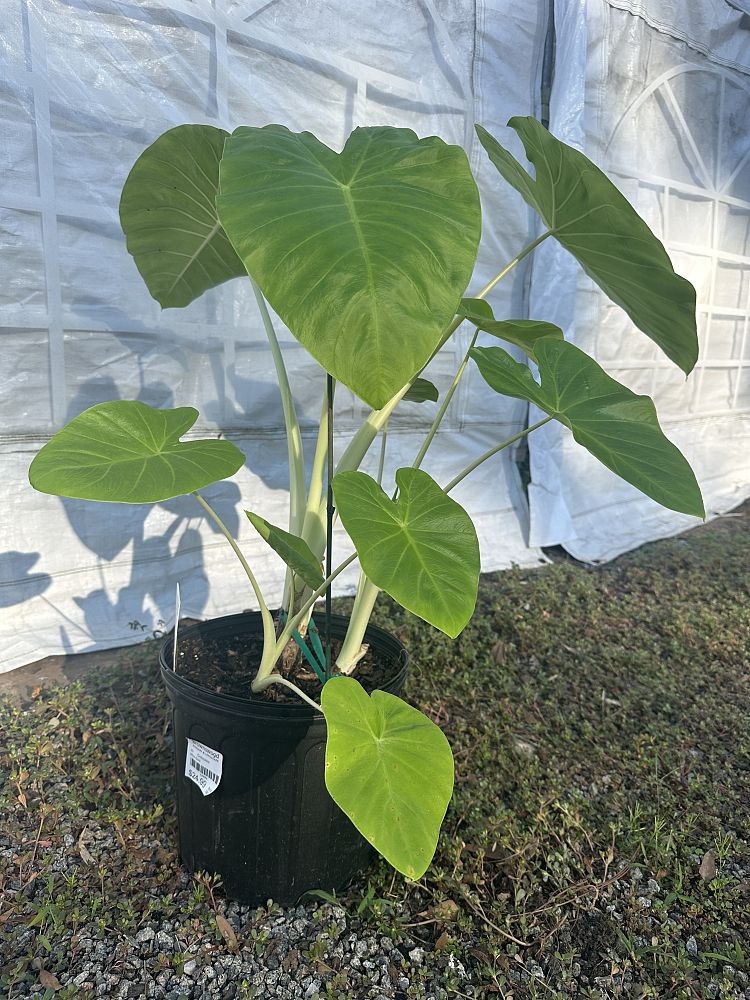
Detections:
185,738,223,796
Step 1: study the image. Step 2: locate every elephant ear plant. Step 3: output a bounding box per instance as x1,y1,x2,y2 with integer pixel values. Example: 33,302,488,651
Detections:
29,117,704,882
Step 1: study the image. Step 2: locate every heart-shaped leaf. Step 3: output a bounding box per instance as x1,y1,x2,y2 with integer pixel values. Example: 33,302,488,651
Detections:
29,401,245,503
459,297,563,358
120,124,246,307
245,512,324,589
322,676,454,879
217,125,481,408
403,378,439,404
476,118,698,374
332,467,479,637
470,339,704,517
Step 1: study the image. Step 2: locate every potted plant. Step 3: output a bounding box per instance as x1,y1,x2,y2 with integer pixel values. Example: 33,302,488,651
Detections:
28,116,704,905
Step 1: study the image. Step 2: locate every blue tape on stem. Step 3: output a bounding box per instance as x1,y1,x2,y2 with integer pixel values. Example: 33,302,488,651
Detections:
308,618,328,679
279,612,327,684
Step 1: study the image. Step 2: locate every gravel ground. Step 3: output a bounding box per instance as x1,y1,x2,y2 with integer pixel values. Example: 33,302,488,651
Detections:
4,810,748,1000
7,888,463,999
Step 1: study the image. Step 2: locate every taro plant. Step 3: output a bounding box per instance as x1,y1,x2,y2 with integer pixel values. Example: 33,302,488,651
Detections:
29,117,704,880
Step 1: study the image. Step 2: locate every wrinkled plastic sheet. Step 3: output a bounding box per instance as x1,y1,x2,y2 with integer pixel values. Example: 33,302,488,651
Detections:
527,0,750,561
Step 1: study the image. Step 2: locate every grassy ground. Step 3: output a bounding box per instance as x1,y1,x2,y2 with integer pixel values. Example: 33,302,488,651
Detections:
1,506,749,999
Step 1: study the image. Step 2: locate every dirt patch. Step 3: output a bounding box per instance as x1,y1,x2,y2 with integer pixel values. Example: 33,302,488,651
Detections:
175,623,403,703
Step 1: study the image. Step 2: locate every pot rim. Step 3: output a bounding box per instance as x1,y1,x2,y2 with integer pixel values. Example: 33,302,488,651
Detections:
160,610,408,721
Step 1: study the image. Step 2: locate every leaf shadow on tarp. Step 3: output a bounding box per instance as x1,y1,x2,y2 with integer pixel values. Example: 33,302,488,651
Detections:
47,373,243,645
9,292,316,650
0,552,52,608
64,293,295,493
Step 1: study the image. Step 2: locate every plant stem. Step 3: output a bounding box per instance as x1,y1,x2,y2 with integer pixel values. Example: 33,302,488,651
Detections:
192,491,276,654
251,281,306,536
377,419,389,484
443,415,553,493
411,231,554,470
334,232,553,486
412,330,479,471
418,232,553,376
474,230,551,300
256,552,358,682
325,374,335,673
364,232,550,479
300,394,329,550
329,414,383,672
336,573,380,674
252,673,322,712
288,394,329,620
334,381,412,477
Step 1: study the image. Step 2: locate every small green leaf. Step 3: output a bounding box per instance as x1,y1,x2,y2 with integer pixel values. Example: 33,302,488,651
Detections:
322,676,454,879
470,339,705,517
403,378,439,404
332,468,479,637
245,512,324,589
459,297,563,358
29,401,245,503
217,125,481,408
120,124,246,307
476,118,698,374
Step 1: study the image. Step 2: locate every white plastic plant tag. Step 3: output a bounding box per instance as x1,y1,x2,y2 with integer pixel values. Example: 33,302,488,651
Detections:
172,582,181,670
185,738,223,796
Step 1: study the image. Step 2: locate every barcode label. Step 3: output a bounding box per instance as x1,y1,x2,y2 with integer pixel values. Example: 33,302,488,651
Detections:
189,758,218,783
185,738,222,796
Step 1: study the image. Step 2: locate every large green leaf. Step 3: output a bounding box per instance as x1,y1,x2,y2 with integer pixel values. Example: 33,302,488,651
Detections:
322,676,453,879
476,118,698,374
459,297,563,359
29,401,245,503
245,512,324,589
217,125,481,409
470,339,704,517
120,124,246,308
403,378,439,404
332,467,479,637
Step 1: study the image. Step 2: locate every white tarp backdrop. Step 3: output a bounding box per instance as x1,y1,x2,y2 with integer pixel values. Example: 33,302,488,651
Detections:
529,0,750,559
1,0,748,671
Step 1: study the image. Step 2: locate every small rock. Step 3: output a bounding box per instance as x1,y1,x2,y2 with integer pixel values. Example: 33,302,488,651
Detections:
686,936,698,957
699,850,717,881
448,953,468,978
136,927,155,944
513,738,536,759
183,959,198,976
354,939,368,959
408,947,425,966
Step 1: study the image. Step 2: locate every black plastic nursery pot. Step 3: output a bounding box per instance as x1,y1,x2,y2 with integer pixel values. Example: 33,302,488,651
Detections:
160,612,408,906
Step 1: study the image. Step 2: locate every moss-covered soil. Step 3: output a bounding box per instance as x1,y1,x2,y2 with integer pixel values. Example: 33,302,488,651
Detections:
1,506,749,998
